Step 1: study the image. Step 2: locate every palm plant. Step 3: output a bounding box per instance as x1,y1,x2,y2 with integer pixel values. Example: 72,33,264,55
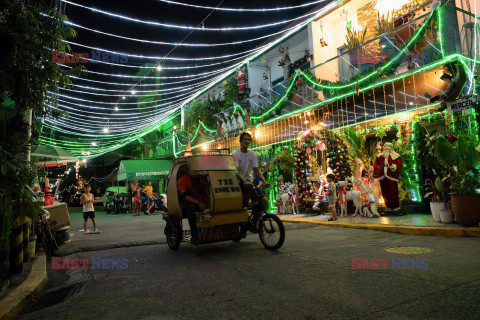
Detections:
344,27,368,51
434,136,480,195
374,12,395,36
341,128,370,166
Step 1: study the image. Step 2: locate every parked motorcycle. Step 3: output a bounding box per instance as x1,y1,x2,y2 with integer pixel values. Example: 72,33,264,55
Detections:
141,193,167,214
105,192,130,214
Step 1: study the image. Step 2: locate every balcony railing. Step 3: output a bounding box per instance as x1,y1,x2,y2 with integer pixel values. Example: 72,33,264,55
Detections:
309,10,439,97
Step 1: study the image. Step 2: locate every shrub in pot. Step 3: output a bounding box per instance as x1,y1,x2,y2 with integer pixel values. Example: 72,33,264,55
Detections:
435,136,480,227
374,12,396,54
424,177,447,222
345,27,368,68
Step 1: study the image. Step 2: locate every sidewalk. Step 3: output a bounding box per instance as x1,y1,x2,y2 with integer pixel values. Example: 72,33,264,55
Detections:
278,213,480,237
0,253,47,320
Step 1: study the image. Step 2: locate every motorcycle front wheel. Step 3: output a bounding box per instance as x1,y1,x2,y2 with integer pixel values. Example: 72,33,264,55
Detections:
258,214,285,250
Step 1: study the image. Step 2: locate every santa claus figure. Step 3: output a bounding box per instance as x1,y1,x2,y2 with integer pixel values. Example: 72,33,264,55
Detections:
372,142,402,214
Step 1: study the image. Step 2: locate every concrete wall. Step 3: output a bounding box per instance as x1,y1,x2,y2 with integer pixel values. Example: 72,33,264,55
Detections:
247,28,311,111
310,0,373,83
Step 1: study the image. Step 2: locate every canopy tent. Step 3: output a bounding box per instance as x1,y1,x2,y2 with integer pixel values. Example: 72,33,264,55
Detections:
117,160,172,181
31,145,78,161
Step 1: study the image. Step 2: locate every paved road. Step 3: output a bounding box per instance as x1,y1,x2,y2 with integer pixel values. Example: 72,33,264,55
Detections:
20,217,480,320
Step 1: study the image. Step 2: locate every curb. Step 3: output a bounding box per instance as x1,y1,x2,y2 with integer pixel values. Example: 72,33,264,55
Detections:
0,253,48,320
280,218,480,237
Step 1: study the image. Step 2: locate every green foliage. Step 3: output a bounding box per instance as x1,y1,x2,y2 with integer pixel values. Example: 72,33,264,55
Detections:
424,177,445,202
277,150,296,172
434,136,480,195
374,12,395,36
341,128,369,165
344,27,368,50
0,2,84,116
224,77,239,106
0,2,81,248
392,125,417,200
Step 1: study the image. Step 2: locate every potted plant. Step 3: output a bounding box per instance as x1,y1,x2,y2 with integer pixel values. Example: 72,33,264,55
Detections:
424,177,453,223
435,136,480,226
345,27,368,69
374,12,396,54
424,178,442,222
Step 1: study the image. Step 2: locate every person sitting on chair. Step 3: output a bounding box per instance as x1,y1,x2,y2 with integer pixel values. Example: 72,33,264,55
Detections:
177,166,209,242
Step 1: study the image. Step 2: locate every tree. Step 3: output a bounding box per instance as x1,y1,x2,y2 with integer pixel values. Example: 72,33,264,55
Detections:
0,1,82,249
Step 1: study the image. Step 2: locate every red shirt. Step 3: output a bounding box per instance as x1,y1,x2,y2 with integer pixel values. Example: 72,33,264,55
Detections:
177,175,208,204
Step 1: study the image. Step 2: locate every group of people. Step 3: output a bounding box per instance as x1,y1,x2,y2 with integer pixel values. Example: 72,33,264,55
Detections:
129,180,156,216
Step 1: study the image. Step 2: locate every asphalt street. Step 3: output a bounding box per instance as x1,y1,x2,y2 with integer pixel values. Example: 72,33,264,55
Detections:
19,214,480,320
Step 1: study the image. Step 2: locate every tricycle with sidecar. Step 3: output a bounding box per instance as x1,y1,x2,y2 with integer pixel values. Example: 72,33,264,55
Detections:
162,149,285,250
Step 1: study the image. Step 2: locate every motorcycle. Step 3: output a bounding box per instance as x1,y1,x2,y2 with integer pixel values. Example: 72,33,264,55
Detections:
105,192,130,214
141,193,168,214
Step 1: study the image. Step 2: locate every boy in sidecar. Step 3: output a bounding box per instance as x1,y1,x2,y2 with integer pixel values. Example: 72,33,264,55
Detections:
176,166,209,242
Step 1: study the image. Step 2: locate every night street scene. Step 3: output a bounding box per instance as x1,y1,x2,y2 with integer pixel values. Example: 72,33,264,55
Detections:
0,0,480,319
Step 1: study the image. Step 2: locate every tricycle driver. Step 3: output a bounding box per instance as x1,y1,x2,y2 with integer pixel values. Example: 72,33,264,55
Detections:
232,132,270,209
177,165,209,242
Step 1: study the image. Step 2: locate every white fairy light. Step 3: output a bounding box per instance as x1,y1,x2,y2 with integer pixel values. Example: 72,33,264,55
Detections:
63,40,267,61
156,0,327,12
63,20,300,48
59,63,233,79
60,0,317,31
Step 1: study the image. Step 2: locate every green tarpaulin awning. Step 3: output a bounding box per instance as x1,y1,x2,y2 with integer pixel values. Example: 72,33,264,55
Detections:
117,160,172,181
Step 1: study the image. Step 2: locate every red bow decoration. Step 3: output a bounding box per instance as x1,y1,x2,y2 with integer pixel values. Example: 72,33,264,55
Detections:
278,60,285,67
447,132,458,145
296,79,303,87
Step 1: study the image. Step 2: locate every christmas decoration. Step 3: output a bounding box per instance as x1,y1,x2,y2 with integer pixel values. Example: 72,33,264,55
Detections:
373,142,402,213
